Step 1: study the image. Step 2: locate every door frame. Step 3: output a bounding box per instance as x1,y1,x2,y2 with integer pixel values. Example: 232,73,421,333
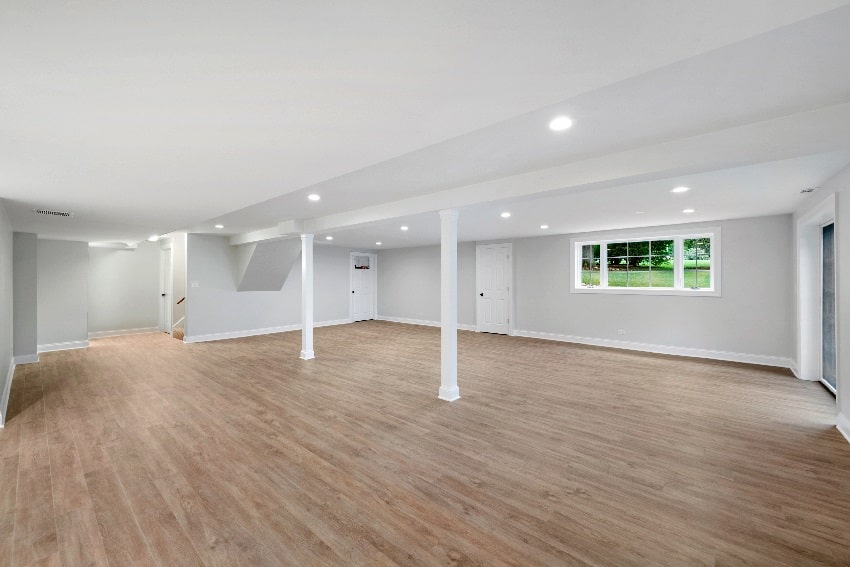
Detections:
475,242,514,335
820,220,837,394
158,247,173,333
349,252,378,322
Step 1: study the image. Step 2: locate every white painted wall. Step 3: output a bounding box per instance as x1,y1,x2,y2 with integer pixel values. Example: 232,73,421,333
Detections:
0,203,14,426
88,241,159,336
13,232,38,360
37,240,89,350
377,242,476,326
184,234,354,340
378,215,794,364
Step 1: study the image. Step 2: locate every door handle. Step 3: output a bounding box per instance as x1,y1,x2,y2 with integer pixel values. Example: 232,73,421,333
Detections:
352,290,355,294
161,293,166,297
479,292,484,297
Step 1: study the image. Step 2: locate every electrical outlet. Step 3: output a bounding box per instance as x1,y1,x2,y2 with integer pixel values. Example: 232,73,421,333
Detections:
617,329,626,336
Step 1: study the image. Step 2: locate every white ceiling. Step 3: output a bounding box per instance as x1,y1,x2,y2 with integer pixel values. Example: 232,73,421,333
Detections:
2,1,850,247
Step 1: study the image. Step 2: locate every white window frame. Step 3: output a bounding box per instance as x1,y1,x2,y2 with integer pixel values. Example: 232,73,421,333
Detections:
570,226,721,297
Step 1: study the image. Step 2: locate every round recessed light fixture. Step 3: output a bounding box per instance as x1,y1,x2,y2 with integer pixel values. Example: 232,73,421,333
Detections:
635,211,646,215
325,235,333,241
400,225,409,231
147,235,159,242
671,186,690,193
682,208,696,214
214,224,224,229
308,194,321,201
540,224,549,229
375,241,382,246
500,212,511,218
549,115,573,131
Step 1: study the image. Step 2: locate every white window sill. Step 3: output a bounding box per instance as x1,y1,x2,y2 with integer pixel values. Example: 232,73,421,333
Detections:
571,286,720,297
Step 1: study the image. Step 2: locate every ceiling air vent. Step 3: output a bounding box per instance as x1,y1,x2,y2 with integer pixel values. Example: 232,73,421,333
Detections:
33,208,75,218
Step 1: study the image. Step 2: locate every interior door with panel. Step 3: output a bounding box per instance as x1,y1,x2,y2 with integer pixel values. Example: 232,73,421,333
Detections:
476,243,512,334
350,252,377,322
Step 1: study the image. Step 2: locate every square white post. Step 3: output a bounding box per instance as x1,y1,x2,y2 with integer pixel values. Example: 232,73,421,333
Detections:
300,233,315,360
439,209,460,401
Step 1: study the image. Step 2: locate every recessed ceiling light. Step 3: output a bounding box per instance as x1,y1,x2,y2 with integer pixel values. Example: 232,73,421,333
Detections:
147,235,159,242
540,224,549,229
325,235,333,241
214,224,224,229
500,212,511,218
375,241,382,246
682,208,695,214
549,115,573,131
671,186,690,193
308,194,321,201
635,211,646,215
400,226,409,231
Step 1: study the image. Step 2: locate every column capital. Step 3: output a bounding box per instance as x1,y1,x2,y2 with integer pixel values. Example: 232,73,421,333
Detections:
300,233,314,240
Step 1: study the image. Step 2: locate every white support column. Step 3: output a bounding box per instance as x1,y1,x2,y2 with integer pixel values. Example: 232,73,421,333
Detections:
300,233,315,360
439,209,460,401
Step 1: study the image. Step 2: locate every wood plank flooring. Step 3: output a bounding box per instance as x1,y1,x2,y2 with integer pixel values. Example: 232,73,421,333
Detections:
1,321,849,566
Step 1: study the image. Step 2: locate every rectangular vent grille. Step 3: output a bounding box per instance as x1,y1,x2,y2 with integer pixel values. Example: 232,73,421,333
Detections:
33,208,75,218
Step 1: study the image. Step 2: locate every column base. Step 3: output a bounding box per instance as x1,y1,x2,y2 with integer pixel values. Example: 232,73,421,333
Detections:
438,385,460,402
300,350,315,360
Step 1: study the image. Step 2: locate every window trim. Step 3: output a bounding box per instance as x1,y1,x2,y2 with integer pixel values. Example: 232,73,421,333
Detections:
570,226,721,297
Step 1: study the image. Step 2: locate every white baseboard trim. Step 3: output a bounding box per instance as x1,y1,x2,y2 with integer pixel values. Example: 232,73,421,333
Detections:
37,340,90,354
837,413,850,445
183,318,352,344
1,361,14,427
13,354,39,365
376,316,477,332
88,327,159,339
512,329,795,370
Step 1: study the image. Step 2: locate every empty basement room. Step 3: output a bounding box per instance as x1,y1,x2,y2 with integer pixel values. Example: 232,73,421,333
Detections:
2,2,850,566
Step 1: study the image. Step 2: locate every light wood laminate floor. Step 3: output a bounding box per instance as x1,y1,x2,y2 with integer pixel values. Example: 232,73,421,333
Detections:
1,321,849,566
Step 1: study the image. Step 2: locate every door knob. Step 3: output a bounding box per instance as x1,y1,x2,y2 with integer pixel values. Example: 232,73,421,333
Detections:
161,293,166,297
479,292,484,297
352,290,355,294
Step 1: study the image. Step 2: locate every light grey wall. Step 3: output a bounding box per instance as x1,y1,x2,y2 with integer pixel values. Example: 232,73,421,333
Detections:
377,242,476,325
378,215,794,359
13,232,37,358
0,203,14,425
37,240,89,347
185,235,355,338
88,241,159,334
514,215,794,357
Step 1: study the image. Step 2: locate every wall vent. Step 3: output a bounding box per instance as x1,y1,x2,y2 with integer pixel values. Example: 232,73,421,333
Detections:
32,208,75,218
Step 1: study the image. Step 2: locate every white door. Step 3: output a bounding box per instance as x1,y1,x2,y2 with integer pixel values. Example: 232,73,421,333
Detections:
476,243,512,334
159,248,173,332
350,252,377,321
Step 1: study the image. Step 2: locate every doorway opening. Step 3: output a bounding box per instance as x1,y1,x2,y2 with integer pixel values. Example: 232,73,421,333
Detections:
822,222,837,394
